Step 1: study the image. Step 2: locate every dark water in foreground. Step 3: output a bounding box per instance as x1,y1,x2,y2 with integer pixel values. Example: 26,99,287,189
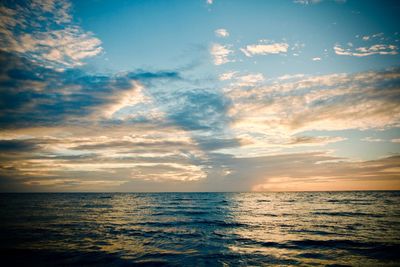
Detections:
0,192,399,266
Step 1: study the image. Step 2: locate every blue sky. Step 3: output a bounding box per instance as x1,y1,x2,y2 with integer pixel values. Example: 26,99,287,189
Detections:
0,0,399,192
75,0,400,74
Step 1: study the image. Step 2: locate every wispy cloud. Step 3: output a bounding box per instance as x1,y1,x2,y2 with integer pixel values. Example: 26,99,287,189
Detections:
0,0,102,70
199,152,400,192
232,73,265,87
0,0,399,192
288,136,346,146
215,28,229,38
165,89,231,131
361,137,385,142
225,68,400,157
361,32,384,41
277,74,305,80
210,43,234,65
293,0,322,4
241,42,289,57
219,71,238,81
334,44,398,57
0,50,181,127
0,124,209,190
294,0,346,5
251,154,400,191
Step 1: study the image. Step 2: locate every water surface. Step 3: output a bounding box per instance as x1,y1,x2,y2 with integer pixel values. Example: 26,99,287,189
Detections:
1,192,399,266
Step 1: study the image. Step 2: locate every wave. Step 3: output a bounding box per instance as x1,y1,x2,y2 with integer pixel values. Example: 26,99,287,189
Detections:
312,211,383,217
1,192,399,266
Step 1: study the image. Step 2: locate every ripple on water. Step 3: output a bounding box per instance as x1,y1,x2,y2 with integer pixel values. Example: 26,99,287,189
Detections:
0,191,399,266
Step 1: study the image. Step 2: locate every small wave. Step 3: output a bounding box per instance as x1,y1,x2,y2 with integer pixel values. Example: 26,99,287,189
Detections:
0,248,137,266
289,229,337,236
181,210,209,216
137,219,246,228
325,198,373,204
197,219,247,228
296,252,333,260
312,211,382,217
287,238,400,260
134,221,193,227
152,210,209,216
289,239,369,248
82,204,113,209
2,192,399,266
260,213,278,217
99,195,112,199
134,219,246,229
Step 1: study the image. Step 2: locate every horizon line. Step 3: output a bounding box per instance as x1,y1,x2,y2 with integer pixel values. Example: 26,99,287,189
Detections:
1,190,399,194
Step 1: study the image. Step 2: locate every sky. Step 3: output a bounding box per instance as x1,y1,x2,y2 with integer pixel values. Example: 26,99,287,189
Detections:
0,0,399,192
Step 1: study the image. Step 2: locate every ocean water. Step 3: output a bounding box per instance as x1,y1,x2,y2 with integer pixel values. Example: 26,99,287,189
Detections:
0,192,399,266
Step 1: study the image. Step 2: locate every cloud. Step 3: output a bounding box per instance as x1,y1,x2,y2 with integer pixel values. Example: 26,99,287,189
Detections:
206,0,213,4
334,44,398,57
241,42,289,57
361,137,385,142
312,57,321,61
288,136,346,146
233,73,265,87
293,0,322,4
225,68,400,156
0,51,181,127
210,43,234,65
217,133,346,158
277,74,305,81
250,154,400,191
165,89,231,131
219,71,265,87
0,0,102,70
0,139,39,152
0,29,233,191
293,0,346,4
98,81,149,119
215,28,229,38
0,0,398,192
219,71,238,81
195,137,243,151
197,152,400,192
391,138,400,143
3,126,398,191
362,33,384,41
0,125,209,191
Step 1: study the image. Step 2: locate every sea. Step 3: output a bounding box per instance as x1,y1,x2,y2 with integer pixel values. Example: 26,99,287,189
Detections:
0,192,399,266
